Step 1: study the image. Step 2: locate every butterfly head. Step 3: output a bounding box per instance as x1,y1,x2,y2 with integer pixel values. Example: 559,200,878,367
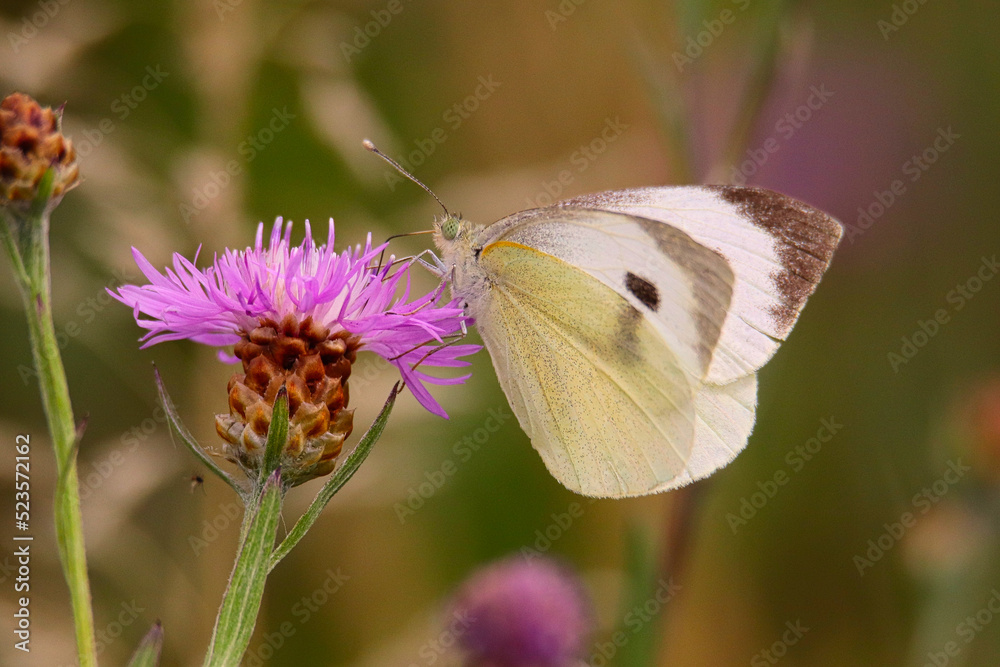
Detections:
433,213,483,287
438,213,464,242
433,212,473,253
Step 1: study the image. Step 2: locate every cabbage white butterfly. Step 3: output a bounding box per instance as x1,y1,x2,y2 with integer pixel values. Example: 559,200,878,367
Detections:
365,141,842,498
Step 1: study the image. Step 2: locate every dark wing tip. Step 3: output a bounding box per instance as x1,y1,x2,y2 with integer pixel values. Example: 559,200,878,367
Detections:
709,186,843,330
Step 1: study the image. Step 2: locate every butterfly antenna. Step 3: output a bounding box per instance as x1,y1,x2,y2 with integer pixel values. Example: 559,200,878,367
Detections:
363,139,451,218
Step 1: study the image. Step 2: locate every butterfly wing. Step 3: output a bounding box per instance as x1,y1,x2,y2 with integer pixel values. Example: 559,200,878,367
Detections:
473,240,702,496
665,373,757,491
477,208,735,382
461,189,839,496
469,207,755,496
556,186,843,384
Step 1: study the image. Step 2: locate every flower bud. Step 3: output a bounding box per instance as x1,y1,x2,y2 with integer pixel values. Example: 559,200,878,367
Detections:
216,315,359,487
0,92,78,208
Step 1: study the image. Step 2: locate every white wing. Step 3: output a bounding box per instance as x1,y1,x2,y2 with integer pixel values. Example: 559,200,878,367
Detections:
556,186,843,384
461,208,760,496
477,208,735,381
473,240,700,497
448,192,836,496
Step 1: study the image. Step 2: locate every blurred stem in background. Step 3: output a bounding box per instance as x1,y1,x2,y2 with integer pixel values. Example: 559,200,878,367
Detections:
629,2,801,664
634,0,802,185
616,524,663,666
705,0,796,183
0,93,97,665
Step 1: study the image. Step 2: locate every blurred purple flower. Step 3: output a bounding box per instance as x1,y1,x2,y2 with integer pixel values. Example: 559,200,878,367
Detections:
112,218,479,417
451,557,593,667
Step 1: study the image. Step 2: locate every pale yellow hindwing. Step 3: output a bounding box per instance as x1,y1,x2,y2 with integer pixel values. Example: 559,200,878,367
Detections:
476,241,698,498
660,373,758,492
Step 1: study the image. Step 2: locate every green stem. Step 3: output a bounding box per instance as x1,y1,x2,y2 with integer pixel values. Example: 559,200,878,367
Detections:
203,471,283,666
196,383,396,664
2,201,98,666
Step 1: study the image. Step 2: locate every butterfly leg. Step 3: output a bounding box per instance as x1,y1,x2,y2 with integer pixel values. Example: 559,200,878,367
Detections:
413,248,448,277
373,249,447,277
392,271,469,369
397,330,471,372
383,254,455,320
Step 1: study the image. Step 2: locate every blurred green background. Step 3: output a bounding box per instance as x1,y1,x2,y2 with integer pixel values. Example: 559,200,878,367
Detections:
1,0,999,665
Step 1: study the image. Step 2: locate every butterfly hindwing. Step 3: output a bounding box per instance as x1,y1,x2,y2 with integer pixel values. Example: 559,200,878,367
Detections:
660,373,758,492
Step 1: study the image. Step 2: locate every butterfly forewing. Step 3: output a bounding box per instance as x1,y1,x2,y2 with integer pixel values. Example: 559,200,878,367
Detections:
557,186,843,384
478,208,735,382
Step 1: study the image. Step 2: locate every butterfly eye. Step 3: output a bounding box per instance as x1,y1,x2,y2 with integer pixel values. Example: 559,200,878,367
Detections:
441,216,460,241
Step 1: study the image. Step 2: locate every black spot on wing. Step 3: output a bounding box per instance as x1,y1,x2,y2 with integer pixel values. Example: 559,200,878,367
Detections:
625,272,660,311
630,216,734,372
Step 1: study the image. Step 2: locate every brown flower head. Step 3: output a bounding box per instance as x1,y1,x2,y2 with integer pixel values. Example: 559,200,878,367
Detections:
0,92,79,206
216,315,360,487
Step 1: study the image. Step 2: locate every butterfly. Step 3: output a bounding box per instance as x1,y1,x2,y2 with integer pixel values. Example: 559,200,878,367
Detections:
365,144,842,498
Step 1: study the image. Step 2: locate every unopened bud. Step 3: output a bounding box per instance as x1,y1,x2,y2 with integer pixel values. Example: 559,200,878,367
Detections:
0,92,78,208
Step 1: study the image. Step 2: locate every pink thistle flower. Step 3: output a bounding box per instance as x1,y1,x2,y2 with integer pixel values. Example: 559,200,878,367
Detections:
113,218,479,484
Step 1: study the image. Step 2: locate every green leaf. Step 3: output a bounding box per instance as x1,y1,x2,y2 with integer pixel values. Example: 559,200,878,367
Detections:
261,386,288,483
1,167,57,289
154,365,243,498
127,621,164,667
268,383,399,571
203,470,283,667
29,167,56,218
0,208,30,285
